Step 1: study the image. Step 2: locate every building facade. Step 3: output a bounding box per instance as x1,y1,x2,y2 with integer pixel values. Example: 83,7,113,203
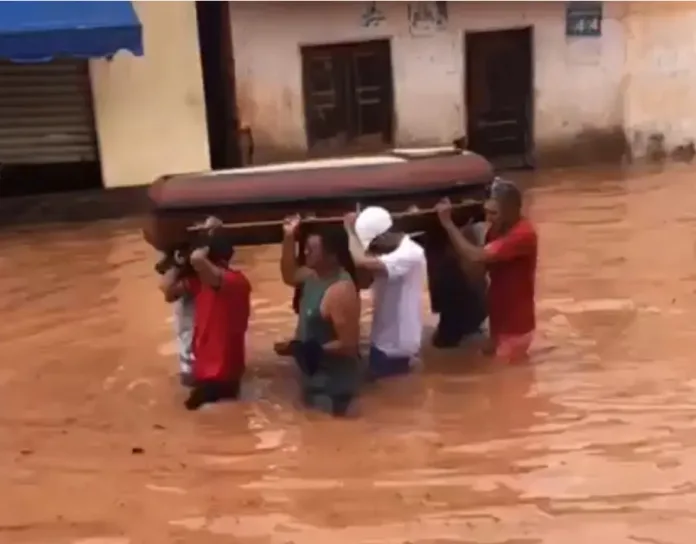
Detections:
230,1,696,167
0,1,210,195
1,1,694,198
623,2,696,161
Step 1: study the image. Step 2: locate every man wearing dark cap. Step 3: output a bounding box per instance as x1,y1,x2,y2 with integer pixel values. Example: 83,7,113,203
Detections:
436,179,537,362
160,220,252,409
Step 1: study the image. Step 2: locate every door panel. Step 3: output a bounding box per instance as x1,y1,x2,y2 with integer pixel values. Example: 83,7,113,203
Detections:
352,47,392,141
466,28,532,162
303,53,346,144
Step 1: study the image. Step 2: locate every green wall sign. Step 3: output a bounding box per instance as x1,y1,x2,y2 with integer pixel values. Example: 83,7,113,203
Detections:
566,2,602,37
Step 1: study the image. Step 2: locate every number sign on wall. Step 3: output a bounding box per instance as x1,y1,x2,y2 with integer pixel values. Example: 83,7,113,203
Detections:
566,2,602,37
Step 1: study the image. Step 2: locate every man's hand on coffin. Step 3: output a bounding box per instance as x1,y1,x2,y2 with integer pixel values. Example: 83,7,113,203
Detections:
202,216,223,233
435,198,453,224
283,215,301,237
343,212,357,231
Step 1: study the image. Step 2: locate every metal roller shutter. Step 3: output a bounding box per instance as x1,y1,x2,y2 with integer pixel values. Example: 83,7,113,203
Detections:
0,59,97,165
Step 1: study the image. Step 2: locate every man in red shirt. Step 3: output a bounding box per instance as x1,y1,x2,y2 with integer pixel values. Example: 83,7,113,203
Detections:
436,179,537,362
160,224,251,410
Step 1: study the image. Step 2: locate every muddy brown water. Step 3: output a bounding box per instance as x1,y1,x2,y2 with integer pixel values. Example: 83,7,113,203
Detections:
2,166,696,543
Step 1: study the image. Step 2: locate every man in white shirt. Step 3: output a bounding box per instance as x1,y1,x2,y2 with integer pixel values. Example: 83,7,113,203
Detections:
344,206,426,380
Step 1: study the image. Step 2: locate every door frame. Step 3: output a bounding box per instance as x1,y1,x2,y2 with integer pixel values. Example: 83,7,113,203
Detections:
464,25,535,168
195,0,241,169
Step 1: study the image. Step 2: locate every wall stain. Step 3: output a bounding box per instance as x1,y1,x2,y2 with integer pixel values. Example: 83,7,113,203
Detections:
536,126,629,167
235,76,304,164
234,77,257,130
645,133,667,163
671,141,695,163
628,130,695,165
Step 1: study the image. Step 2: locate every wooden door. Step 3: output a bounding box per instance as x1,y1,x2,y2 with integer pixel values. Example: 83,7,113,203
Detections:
465,27,533,163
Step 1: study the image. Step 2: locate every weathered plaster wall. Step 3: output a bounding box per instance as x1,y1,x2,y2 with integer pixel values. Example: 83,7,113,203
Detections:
624,2,696,162
229,1,628,165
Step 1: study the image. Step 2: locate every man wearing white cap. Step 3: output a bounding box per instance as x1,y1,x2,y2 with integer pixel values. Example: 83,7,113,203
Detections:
344,206,426,380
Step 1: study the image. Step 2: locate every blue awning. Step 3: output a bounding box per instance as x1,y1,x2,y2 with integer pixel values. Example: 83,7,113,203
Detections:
0,1,143,63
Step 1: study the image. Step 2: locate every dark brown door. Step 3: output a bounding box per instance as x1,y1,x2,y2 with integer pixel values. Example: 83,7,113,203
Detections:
350,45,393,145
302,40,393,153
465,27,533,165
302,51,347,145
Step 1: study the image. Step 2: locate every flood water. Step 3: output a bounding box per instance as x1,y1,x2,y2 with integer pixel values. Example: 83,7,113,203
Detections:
2,165,696,543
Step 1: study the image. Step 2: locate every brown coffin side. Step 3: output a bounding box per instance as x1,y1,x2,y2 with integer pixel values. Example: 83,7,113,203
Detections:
143,153,493,250
143,185,489,250
148,152,492,210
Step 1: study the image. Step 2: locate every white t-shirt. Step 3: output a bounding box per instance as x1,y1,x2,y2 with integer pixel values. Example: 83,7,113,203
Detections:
370,236,426,357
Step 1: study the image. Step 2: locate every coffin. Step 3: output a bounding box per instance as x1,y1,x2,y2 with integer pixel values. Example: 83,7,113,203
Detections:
143,148,494,250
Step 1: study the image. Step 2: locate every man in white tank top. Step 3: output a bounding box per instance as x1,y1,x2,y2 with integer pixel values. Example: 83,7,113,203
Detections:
344,207,426,380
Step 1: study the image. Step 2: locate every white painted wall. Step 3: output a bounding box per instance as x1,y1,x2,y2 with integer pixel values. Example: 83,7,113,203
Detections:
229,1,627,162
81,1,696,187
230,0,463,160
624,2,696,158
89,0,209,189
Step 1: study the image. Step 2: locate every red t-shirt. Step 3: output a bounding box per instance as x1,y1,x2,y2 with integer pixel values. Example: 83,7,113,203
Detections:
484,219,537,338
187,269,251,382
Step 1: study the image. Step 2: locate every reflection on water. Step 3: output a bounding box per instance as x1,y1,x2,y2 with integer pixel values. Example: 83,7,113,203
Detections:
2,166,696,543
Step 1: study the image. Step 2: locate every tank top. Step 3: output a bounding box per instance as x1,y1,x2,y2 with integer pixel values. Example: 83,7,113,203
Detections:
296,269,360,397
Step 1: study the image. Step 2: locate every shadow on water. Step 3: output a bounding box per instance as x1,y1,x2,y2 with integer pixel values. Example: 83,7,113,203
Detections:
2,165,696,542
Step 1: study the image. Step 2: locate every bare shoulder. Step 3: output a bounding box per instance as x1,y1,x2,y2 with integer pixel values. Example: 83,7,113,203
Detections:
327,278,358,298
323,279,359,310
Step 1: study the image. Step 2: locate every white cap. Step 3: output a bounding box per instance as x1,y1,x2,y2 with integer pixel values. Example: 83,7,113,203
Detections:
354,206,393,249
